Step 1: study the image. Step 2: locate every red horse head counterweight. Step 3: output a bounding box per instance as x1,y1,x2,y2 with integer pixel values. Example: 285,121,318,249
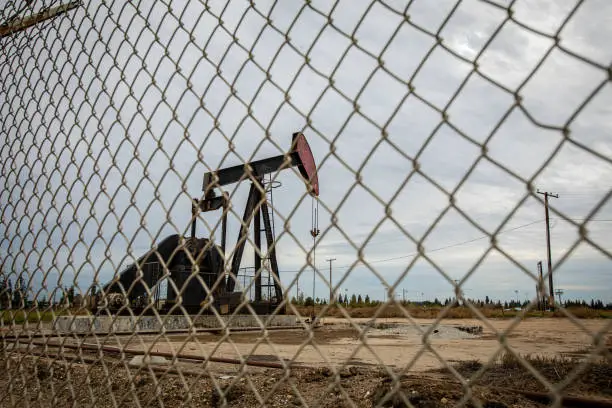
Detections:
292,132,319,197
201,132,319,197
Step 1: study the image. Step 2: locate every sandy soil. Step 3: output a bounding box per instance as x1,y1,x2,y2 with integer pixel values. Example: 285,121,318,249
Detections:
110,318,610,372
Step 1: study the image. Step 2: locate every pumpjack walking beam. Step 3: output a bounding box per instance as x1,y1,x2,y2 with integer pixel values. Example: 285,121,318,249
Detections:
194,132,319,304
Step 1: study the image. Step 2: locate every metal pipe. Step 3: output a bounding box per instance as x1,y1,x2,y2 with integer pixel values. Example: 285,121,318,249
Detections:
10,349,212,377
92,341,292,369
191,198,198,238
254,204,262,302
2,325,305,340
9,339,298,369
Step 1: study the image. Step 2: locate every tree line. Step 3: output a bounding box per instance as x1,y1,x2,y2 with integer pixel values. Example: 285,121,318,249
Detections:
0,276,82,310
3,275,612,311
288,292,612,310
290,293,378,307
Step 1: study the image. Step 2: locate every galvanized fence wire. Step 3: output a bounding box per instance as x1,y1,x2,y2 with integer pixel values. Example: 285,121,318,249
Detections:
1,0,611,407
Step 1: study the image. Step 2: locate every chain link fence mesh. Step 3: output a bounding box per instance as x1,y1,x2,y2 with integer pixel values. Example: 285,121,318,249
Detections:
1,0,612,407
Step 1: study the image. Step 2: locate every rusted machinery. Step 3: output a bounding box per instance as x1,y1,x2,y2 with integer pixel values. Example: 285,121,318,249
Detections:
99,132,319,315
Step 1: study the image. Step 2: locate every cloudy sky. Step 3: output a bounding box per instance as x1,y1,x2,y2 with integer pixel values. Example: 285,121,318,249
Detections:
1,0,611,306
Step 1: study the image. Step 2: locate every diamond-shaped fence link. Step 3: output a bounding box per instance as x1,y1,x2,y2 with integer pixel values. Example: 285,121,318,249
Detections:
1,0,611,407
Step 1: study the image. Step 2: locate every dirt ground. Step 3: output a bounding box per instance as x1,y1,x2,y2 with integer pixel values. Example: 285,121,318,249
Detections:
107,317,611,371
1,318,611,407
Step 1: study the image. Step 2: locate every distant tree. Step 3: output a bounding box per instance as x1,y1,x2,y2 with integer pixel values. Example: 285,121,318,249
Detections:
357,294,363,305
485,296,490,305
350,294,357,307
364,295,370,305
304,297,314,307
315,297,320,305
290,296,297,305
68,286,75,305
0,277,10,310
12,277,27,309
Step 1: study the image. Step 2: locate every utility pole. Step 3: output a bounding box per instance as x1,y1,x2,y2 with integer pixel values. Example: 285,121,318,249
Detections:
555,289,564,306
326,258,336,304
536,261,544,310
453,279,461,304
514,290,519,306
537,190,559,310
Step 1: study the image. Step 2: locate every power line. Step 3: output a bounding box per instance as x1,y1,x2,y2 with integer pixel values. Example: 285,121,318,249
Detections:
354,219,546,267
281,216,612,274
558,218,612,222
331,215,612,252
282,219,547,273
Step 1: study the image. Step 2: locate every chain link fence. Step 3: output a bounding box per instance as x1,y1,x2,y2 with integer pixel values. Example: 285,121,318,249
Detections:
1,0,611,406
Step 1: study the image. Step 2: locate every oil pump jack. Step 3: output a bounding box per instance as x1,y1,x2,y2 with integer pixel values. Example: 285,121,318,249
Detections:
99,132,319,315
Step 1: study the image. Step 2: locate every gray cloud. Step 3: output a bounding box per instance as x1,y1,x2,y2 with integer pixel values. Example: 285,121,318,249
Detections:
1,0,611,306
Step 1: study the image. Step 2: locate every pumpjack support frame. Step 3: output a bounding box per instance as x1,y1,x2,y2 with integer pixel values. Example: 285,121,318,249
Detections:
193,132,319,313
99,133,318,316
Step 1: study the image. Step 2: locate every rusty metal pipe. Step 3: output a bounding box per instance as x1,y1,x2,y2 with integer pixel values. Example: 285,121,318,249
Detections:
12,339,295,369
2,324,305,340
10,349,206,377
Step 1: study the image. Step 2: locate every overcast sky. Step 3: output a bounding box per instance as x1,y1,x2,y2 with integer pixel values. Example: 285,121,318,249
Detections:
1,0,611,305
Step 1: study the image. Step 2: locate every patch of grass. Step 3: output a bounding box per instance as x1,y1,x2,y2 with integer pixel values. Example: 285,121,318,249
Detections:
445,352,612,399
553,307,612,319
0,309,77,324
453,359,483,375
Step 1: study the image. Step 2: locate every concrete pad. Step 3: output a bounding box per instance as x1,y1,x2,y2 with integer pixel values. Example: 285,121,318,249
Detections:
53,314,299,334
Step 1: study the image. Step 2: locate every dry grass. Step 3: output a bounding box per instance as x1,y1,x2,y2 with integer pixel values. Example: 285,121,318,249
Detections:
552,307,612,319
449,352,612,399
289,304,612,320
0,308,87,325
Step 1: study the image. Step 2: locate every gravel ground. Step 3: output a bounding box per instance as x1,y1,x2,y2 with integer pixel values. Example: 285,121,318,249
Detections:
3,352,610,408
1,319,609,407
